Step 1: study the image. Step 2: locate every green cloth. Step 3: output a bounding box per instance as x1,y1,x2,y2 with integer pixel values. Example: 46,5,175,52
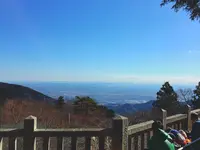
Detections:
148,129,175,150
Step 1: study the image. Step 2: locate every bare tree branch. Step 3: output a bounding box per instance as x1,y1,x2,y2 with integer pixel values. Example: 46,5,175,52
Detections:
177,88,193,104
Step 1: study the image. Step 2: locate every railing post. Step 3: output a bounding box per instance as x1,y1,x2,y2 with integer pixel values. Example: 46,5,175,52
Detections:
23,115,37,150
185,105,192,131
152,107,167,130
0,137,3,150
161,109,167,130
112,115,128,150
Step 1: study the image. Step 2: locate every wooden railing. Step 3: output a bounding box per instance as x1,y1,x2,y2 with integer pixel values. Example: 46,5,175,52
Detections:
0,115,113,150
0,105,200,150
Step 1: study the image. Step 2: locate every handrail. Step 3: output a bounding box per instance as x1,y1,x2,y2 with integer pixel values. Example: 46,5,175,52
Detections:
191,109,200,114
166,114,187,124
0,128,112,137
128,120,153,135
34,128,112,136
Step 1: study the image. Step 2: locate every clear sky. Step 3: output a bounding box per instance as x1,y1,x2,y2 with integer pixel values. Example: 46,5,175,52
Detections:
0,0,200,84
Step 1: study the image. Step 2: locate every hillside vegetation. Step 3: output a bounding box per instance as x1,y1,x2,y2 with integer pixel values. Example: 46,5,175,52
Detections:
0,82,115,128
1,99,112,128
1,81,200,128
0,82,54,104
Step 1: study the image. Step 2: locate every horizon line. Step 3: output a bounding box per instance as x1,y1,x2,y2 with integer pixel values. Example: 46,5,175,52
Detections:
2,80,196,86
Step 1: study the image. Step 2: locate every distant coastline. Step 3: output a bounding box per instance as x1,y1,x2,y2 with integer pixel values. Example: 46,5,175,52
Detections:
12,81,194,105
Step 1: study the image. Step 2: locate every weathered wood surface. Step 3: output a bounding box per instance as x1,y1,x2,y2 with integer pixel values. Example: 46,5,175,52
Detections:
191,109,200,114
166,114,187,124
128,120,153,135
0,128,111,137
112,115,128,150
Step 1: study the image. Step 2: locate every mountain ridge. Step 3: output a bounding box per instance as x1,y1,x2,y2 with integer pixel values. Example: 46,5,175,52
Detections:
0,82,54,104
105,100,155,115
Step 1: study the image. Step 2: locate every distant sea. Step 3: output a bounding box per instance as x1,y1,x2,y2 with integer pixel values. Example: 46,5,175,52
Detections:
14,82,194,105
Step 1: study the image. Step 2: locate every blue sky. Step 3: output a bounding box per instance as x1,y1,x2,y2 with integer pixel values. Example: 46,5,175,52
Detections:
0,0,200,84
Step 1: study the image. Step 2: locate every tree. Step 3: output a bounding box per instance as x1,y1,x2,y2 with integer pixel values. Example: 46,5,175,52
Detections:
192,82,200,108
177,88,193,104
3,99,25,124
161,0,200,21
153,82,179,114
74,96,97,105
106,109,115,118
56,96,65,110
73,96,115,118
73,96,97,115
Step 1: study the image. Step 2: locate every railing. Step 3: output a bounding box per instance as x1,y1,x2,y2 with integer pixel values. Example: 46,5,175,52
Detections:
0,115,113,150
0,105,200,150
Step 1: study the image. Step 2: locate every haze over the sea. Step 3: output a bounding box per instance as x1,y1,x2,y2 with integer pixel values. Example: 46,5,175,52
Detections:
13,82,194,105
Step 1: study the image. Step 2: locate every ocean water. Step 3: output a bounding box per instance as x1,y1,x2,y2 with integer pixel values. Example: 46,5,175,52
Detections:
15,82,193,105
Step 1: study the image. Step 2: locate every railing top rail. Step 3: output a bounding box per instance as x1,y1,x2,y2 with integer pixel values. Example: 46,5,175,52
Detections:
128,120,153,135
34,128,112,137
166,114,187,124
0,127,109,132
37,128,106,132
0,128,112,137
191,109,200,114
0,128,18,131
0,129,23,137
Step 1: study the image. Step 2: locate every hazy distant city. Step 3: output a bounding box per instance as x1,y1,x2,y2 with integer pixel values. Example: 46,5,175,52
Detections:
15,82,193,105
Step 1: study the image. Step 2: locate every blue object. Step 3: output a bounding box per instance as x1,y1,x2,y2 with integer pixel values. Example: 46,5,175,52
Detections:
170,129,179,137
191,120,200,141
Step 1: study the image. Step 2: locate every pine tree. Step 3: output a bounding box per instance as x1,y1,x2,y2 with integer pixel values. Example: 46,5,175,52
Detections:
56,96,65,110
73,96,97,115
153,82,178,113
160,0,200,21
